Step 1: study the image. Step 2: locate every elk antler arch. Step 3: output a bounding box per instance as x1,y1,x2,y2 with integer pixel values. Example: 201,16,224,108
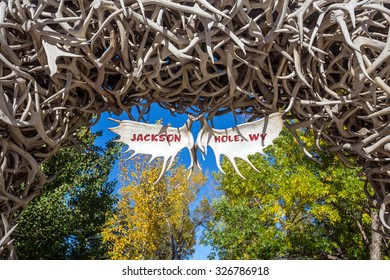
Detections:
1,0,390,259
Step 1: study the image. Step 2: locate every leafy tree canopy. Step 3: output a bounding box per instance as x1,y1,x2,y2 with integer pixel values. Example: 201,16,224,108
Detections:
203,129,388,260
102,156,207,260
14,127,120,259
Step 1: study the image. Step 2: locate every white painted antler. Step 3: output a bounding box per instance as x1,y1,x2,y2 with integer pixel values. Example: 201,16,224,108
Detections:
196,112,284,178
109,118,195,182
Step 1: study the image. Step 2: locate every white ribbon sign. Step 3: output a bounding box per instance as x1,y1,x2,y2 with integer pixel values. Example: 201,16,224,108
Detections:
109,118,194,182
109,112,284,181
196,112,284,178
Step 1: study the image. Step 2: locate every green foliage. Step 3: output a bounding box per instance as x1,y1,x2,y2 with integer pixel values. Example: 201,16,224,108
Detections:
203,129,377,260
102,156,207,260
14,127,121,259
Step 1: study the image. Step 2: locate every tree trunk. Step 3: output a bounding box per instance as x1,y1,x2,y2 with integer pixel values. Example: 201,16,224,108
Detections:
370,210,382,260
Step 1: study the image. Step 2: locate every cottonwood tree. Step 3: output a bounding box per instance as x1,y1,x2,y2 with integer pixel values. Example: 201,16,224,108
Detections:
102,156,207,260
14,127,120,259
203,129,390,260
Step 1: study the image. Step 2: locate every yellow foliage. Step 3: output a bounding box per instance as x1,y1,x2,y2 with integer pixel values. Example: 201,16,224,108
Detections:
102,155,207,260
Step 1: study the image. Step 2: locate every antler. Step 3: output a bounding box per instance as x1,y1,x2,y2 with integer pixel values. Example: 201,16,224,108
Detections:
1,0,390,257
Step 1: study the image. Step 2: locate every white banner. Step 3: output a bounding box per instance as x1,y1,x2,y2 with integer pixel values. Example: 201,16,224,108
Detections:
196,112,284,178
110,112,284,180
109,118,194,182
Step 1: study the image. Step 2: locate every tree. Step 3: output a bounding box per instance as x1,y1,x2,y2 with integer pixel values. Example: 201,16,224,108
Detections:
14,127,120,259
202,129,389,260
102,156,207,260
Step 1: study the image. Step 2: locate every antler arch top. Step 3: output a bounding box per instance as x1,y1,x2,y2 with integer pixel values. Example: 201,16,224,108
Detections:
1,0,390,258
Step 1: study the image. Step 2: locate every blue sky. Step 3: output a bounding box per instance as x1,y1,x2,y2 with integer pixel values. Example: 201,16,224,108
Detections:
91,104,245,260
